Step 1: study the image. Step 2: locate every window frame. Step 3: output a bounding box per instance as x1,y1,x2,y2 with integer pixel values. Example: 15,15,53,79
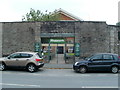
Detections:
90,54,103,61
9,53,21,58
20,53,33,58
103,54,114,61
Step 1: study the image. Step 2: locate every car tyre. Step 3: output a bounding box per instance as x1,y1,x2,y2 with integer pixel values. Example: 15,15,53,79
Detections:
111,66,118,73
0,63,6,71
79,66,87,73
27,64,37,73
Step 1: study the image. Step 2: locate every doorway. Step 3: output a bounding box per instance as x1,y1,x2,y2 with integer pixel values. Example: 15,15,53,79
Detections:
57,46,64,54
41,38,75,64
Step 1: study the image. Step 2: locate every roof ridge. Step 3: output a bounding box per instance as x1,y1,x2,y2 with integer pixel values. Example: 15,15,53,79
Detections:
57,8,83,21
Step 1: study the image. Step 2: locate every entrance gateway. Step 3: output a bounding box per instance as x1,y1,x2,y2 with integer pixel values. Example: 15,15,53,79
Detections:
41,33,75,64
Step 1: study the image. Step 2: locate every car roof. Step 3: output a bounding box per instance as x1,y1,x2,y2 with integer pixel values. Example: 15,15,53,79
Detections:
95,53,118,56
14,52,38,55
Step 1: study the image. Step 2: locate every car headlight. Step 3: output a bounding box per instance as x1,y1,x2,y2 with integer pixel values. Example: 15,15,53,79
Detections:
74,62,79,65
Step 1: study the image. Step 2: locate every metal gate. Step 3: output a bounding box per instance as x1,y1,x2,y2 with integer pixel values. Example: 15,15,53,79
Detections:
41,36,75,64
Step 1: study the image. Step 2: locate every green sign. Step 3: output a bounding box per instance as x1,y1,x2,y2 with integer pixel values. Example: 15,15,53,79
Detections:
34,43,40,52
50,39,65,44
75,43,80,56
41,33,75,37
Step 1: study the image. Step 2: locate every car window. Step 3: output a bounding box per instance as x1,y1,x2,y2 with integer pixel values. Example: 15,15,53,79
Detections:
103,54,114,60
113,55,119,60
36,53,42,58
21,53,33,58
10,53,21,58
90,54,103,61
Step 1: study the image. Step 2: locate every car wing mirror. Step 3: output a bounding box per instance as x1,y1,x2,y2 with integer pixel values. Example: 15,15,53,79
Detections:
7,56,11,59
89,59,93,62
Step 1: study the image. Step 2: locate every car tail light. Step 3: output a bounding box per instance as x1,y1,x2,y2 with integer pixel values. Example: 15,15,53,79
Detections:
36,59,41,61
118,56,120,60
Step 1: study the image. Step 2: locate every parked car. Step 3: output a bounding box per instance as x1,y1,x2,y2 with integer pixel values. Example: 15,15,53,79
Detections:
73,53,120,73
0,52,44,72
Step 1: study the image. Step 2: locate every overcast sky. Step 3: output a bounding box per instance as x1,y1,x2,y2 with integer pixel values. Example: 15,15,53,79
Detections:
0,0,119,25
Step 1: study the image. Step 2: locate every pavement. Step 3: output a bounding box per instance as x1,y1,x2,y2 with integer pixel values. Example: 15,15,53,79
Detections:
43,54,74,69
43,63,73,69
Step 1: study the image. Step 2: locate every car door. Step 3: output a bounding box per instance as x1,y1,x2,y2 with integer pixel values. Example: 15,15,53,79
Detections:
5,53,21,67
102,54,115,70
88,54,103,71
18,53,33,67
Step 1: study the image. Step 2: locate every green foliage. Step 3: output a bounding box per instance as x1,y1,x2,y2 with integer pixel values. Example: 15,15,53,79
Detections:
22,8,60,21
116,22,120,26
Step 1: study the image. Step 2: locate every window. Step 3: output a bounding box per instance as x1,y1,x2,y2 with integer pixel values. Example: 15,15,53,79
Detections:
21,53,33,58
91,54,102,61
113,55,119,60
103,54,113,60
10,53,21,58
36,53,42,58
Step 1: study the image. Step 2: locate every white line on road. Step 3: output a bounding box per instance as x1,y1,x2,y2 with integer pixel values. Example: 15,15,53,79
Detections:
0,83,41,87
82,86,118,88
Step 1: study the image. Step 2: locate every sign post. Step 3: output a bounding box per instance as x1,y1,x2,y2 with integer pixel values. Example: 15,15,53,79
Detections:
75,43,80,57
34,42,41,56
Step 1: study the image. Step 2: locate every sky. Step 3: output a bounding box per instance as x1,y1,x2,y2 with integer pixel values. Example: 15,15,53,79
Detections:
0,0,119,25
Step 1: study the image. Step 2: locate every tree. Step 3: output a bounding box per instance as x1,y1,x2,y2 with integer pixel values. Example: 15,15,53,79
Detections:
116,22,120,26
22,8,60,21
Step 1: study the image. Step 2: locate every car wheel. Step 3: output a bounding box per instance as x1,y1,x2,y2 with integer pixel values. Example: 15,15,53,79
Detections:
27,64,37,73
0,63,6,71
79,66,87,73
111,66,118,73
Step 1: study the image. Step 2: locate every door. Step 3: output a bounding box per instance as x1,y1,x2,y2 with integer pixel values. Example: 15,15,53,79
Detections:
18,53,33,67
102,54,115,70
88,54,103,71
57,46,64,54
5,53,20,66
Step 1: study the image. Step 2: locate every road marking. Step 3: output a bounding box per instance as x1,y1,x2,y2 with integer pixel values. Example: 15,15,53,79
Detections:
0,83,41,87
82,86,118,88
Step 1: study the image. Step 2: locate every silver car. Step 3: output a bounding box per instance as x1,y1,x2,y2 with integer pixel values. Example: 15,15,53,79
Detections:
0,52,44,72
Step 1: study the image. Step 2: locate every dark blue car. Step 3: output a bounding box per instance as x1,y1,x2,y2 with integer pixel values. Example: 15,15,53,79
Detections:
73,53,120,73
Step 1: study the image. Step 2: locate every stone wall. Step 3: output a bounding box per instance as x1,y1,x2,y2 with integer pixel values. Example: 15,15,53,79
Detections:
0,23,2,57
41,21,111,57
2,21,120,57
75,21,109,57
2,22,36,56
108,25,118,54
41,21,75,33
116,26,120,55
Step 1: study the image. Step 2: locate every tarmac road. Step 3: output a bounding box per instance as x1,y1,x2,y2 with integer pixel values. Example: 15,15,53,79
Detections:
1,68,119,88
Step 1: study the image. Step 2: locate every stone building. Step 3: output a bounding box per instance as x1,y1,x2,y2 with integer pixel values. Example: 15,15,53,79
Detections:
0,21,120,64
